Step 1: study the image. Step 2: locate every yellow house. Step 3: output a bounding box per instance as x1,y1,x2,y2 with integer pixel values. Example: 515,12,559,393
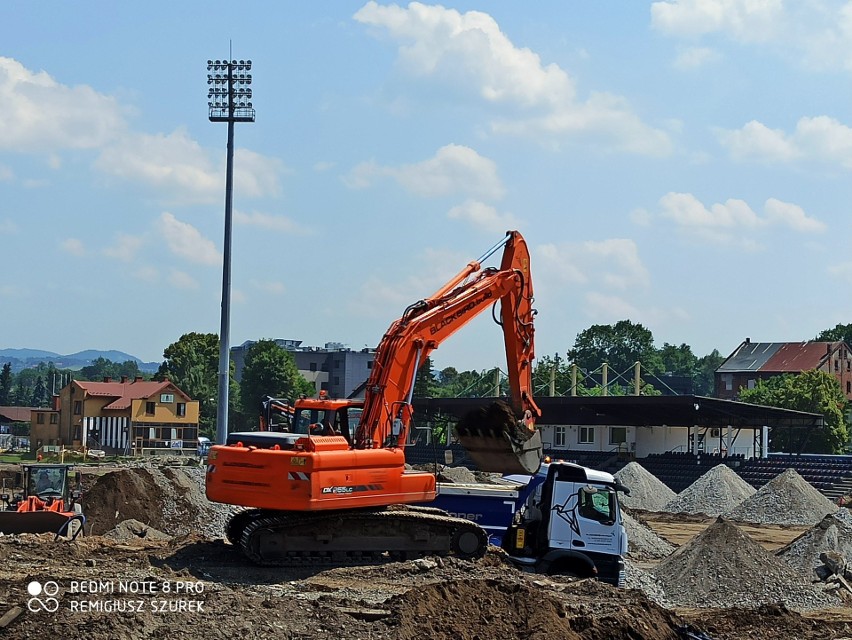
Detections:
51,376,201,455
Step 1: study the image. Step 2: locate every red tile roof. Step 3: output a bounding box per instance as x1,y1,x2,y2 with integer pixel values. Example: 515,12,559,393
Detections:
761,342,835,372
74,380,190,411
0,406,36,422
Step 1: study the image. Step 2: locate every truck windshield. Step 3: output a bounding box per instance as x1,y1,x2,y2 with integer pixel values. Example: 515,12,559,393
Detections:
578,487,615,523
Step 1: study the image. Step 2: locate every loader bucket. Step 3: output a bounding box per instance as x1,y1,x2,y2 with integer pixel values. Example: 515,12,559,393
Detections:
454,402,543,475
0,510,81,537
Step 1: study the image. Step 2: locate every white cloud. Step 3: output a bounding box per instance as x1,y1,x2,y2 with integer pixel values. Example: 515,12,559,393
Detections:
651,0,784,42
355,2,671,155
233,148,284,198
95,129,220,203
250,279,286,295
345,144,505,200
61,237,85,257
584,292,642,321
157,212,221,266
103,233,144,262
168,269,198,290
672,46,721,69
234,210,310,234
657,192,826,241
717,120,800,162
447,199,520,233
536,239,650,290
0,57,126,153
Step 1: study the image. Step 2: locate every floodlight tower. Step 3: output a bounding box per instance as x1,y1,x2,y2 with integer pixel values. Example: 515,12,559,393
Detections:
207,58,255,445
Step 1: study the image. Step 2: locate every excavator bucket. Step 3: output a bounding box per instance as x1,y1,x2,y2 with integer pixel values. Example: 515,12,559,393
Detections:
454,402,543,475
0,510,80,537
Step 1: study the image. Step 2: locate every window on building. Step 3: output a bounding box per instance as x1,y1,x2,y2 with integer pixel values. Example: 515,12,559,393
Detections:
309,363,317,372
146,402,155,415
747,379,755,390
579,426,594,444
609,427,627,445
334,359,341,369
176,403,186,417
171,428,178,440
73,401,82,415
37,413,45,424
50,414,57,424
160,393,174,403
847,381,851,394
554,426,566,447
367,360,373,369
722,374,732,391
836,359,840,372
333,376,340,386
149,427,156,439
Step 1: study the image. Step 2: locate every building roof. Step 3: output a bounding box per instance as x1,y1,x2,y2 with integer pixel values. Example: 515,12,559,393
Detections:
717,340,843,373
0,406,36,422
414,395,823,430
74,379,190,410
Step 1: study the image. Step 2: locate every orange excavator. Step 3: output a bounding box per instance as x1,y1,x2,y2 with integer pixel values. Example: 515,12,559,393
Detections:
206,230,542,565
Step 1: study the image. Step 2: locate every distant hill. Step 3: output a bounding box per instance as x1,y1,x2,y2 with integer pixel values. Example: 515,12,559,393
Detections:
0,348,160,374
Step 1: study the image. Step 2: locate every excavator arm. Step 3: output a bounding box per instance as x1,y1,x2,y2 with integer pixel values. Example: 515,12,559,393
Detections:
354,231,542,473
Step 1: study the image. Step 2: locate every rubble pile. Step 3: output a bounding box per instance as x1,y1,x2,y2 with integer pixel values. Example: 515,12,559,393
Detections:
661,464,755,517
725,468,839,526
777,512,852,580
103,518,171,543
614,462,675,512
622,510,676,560
651,518,840,610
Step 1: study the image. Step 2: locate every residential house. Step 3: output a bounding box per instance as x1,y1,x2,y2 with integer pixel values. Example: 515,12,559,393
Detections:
715,338,852,400
40,376,200,454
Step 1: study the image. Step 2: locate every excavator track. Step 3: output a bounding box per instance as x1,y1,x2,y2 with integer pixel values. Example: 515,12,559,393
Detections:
230,505,488,567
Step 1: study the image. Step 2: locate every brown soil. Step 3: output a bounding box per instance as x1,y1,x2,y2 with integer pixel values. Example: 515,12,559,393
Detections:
0,464,850,639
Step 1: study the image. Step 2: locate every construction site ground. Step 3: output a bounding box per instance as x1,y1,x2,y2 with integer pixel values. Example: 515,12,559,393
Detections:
0,461,850,640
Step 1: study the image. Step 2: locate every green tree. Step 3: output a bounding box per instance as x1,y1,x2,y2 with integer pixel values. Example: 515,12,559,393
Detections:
412,356,437,398
658,343,698,377
532,354,573,396
695,349,725,396
239,340,313,429
568,320,663,376
157,332,232,438
30,376,48,407
739,370,850,454
0,363,11,405
815,323,852,344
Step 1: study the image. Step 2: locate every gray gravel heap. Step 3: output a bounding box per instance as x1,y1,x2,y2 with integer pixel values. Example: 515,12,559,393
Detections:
661,464,755,516
147,464,236,538
776,512,852,577
724,468,839,526
624,559,673,608
651,517,840,610
622,510,676,560
614,462,676,511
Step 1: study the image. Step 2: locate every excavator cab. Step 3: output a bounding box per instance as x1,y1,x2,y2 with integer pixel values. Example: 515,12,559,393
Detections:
0,464,85,539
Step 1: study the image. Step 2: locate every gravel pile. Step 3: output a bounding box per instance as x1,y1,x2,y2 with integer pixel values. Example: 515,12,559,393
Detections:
661,464,755,516
776,512,852,577
724,468,839,526
651,517,840,610
103,518,171,542
614,462,676,511
622,510,675,560
623,559,673,608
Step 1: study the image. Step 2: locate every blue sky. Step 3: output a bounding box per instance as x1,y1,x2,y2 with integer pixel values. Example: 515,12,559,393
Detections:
3,1,852,372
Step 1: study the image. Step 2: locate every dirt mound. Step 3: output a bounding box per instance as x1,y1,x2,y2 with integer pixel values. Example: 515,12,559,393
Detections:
725,468,839,526
615,462,676,511
777,512,852,576
80,466,234,537
103,518,172,543
622,510,675,559
651,517,839,610
662,464,755,516
387,578,683,640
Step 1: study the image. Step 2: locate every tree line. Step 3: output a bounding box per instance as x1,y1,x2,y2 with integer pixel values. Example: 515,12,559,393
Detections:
4,320,851,452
